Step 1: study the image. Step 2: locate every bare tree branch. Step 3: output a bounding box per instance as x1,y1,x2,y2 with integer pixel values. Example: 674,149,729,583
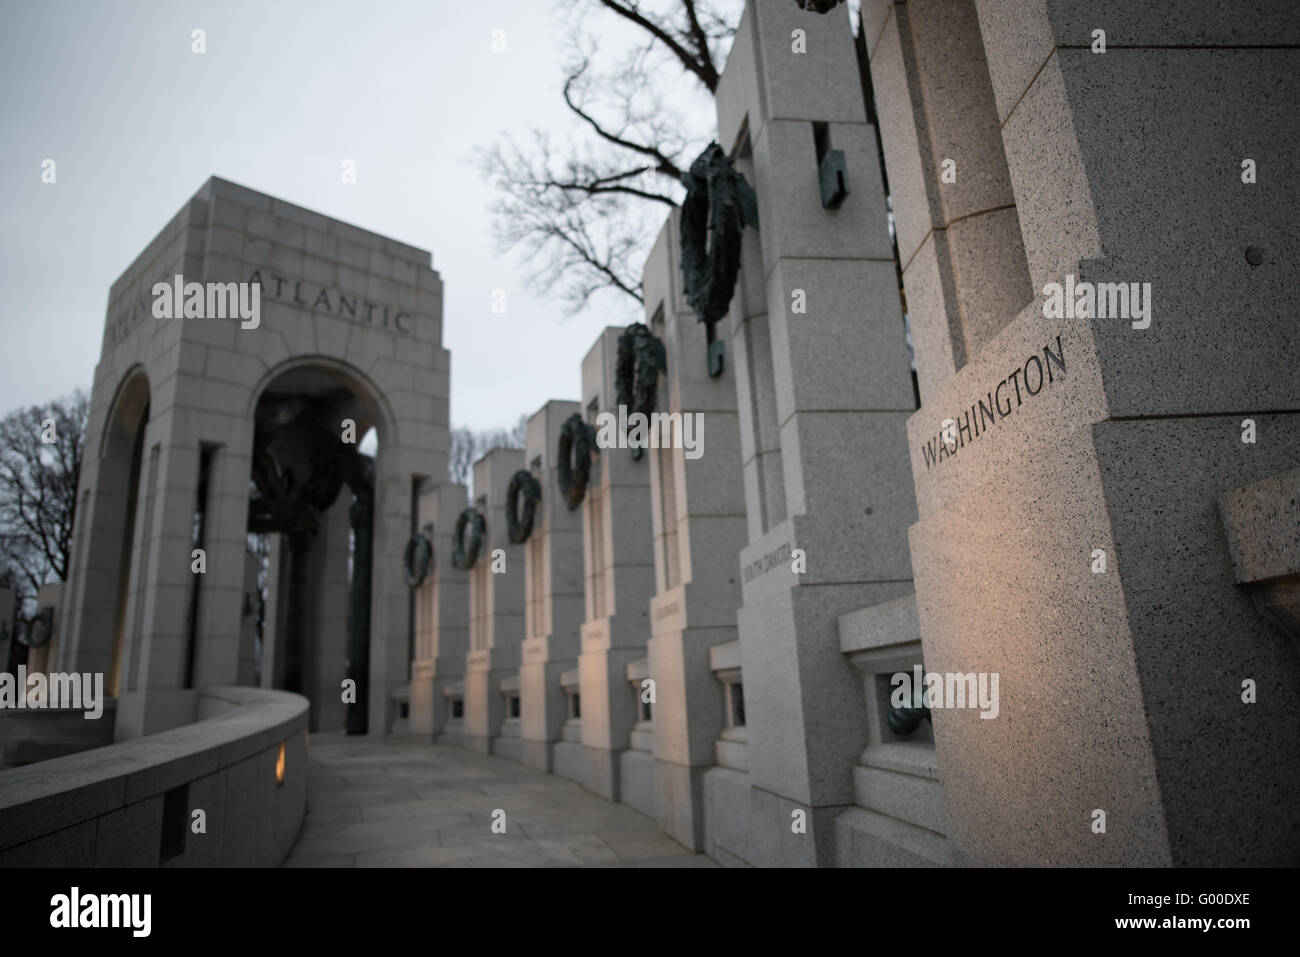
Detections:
476,0,742,313
562,63,686,181
597,0,720,91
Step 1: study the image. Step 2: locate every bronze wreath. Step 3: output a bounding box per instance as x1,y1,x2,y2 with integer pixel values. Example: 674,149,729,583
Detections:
403,523,434,587
451,508,485,570
18,606,54,648
557,412,598,509
679,142,758,326
505,470,541,544
616,323,667,461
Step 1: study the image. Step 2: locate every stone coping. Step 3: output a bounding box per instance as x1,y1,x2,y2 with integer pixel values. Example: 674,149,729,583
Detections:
0,686,308,852
837,592,920,655
560,668,580,690
625,658,650,683
859,741,941,781
499,674,520,695
720,725,748,745
1219,466,1300,585
443,682,465,698
709,640,742,674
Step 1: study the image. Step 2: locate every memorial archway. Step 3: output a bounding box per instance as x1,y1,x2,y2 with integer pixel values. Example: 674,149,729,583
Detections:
248,360,389,734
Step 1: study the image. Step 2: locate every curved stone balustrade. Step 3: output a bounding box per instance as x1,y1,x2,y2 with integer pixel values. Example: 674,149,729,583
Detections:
0,686,308,867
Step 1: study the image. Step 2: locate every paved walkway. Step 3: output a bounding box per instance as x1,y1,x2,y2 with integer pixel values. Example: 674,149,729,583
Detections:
284,733,715,867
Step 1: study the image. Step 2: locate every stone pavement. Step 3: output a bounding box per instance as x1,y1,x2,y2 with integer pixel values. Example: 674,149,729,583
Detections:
283,733,715,867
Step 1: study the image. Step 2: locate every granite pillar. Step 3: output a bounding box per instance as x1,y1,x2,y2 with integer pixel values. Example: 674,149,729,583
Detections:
518,401,586,772
575,328,658,799
463,449,526,755
715,0,918,866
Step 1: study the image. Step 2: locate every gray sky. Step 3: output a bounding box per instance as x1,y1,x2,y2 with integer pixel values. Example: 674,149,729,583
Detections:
0,0,721,433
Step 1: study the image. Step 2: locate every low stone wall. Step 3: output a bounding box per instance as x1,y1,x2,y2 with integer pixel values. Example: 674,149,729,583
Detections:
0,700,117,768
0,686,308,867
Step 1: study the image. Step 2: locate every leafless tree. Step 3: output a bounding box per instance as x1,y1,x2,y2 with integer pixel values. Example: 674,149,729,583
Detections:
0,390,88,618
448,427,479,489
475,0,743,314
448,415,529,489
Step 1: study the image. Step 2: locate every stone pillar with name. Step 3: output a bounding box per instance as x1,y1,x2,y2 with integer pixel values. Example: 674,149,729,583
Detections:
641,209,748,850
518,401,586,772
714,1,918,865
408,481,470,741
462,448,526,754
574,328,658,799
866,0,1300,864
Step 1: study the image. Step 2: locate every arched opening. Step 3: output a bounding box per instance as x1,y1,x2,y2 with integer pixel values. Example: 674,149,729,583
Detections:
248,363,385,734
98,371,151,698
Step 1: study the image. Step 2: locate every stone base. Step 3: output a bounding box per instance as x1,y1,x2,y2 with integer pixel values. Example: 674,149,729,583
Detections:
435,719,464,749
494,733,522,763
408,660,435,739
463,665,509,750
697,769,845,867
703,766,754,865
553,741,585,784
518,738,552,772
833,807,951,867
653,758,710,852
519,654,571,772
578,642,644,800
618,749,656,818
582,745,620,800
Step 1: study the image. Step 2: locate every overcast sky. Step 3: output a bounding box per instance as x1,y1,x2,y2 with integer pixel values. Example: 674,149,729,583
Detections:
0,0,737,433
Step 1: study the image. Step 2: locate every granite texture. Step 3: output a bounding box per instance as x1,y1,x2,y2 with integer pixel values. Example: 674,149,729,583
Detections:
998,52,1104,292
868,4,942,268
618,749,658,819
1044,0,1300,49
908,427,1171,865
702,766,754,865
1093,416,1300,865
973,0,1056,124
834,806,951,866
1218,466,1300,585
900,230,963,400
946,207,1035,358
907,0,1018,226
1063,49,1300,418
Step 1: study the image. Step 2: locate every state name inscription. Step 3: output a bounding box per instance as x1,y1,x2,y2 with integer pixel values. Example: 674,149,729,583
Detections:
249,270,414,334
106,268,414,345
918,335,1067,472
742,542,794,583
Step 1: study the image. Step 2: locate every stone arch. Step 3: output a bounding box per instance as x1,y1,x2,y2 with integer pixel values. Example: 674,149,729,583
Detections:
66,366,152,694
245,356,398,451
246,356,397,734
